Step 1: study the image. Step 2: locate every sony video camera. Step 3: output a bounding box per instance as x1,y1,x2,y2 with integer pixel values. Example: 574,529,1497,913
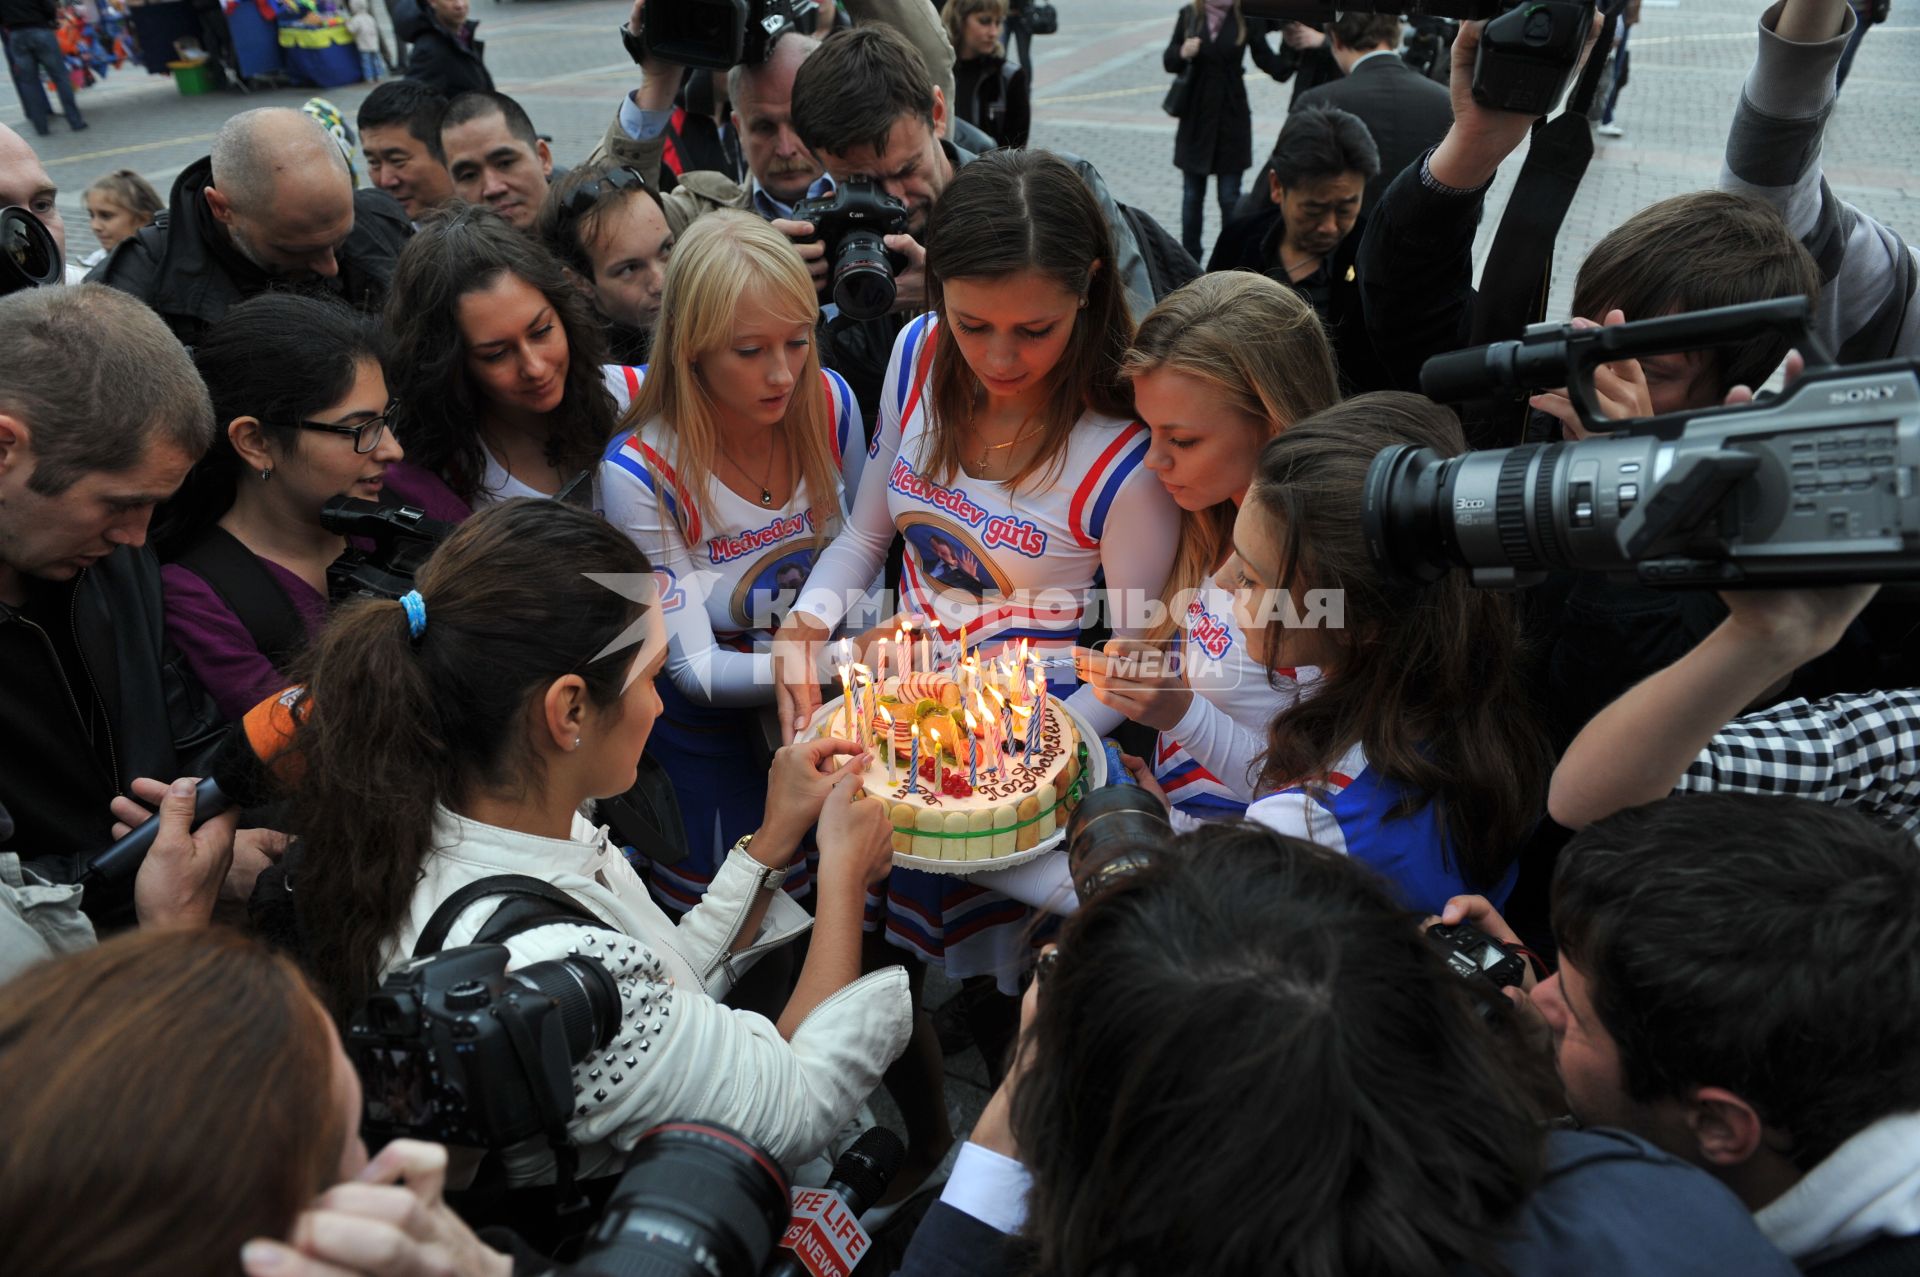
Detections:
638,0,820,71
320,495,456,603
1245,0,1598,116
1366,296,1920,591
792,179,911,322
347,943,621,1149
2,205,62,297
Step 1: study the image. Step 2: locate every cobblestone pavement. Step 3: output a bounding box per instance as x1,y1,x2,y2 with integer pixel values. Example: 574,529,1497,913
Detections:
19,0,1918,317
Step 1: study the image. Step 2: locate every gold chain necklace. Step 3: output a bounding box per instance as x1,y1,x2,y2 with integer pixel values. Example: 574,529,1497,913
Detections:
972,408,1043,474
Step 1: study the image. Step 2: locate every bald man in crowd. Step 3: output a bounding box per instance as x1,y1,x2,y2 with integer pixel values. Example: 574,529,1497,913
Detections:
0,122,84,282
88,108,412,346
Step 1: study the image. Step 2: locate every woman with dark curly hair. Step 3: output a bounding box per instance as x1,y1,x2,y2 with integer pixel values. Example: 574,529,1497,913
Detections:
381,203,644,514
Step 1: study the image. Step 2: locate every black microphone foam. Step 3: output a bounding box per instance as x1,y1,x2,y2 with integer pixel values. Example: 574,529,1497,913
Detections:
825,1126,907,1217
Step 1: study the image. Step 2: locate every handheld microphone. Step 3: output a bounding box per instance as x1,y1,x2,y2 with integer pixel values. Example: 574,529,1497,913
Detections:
769,1126,906,1277
82,685,311,886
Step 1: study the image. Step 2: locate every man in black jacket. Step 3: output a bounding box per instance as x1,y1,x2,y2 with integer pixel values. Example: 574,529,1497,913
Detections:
88,108,412,348
0,284,234,913
0,0,85,135
1292,13,1451,215
1209,106,1387,392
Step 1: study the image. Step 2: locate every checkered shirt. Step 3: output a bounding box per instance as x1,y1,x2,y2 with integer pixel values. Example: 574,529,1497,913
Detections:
1675,689,1920,834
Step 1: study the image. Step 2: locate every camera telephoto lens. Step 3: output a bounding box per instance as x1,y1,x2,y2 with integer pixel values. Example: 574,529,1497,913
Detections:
1362,443,1458,585
565,1122,792,1277
1065,785,1170,903
831,229,898,321
0,206,59,297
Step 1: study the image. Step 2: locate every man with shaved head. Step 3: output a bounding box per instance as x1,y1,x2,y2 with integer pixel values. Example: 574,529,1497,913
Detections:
88,107,411,346
0,122,78,279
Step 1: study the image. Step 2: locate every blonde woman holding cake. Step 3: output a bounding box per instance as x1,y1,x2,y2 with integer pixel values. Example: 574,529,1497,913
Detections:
602,210,866,921
773,149,1179,1199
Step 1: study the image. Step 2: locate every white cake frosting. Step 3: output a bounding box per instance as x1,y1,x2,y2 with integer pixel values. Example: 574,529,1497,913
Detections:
813,677,1083,863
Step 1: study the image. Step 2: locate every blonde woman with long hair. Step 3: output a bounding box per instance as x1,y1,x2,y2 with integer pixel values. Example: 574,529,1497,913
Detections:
1079,272,1341,824
602,209,865,917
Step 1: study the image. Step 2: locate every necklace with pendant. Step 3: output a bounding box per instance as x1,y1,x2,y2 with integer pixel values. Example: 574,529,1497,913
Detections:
725,436,782,506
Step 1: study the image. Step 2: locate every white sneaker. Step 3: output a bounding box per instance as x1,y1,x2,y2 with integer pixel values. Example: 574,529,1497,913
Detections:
1597,122,1624,137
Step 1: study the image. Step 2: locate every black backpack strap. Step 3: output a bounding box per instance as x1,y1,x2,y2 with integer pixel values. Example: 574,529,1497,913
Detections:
413,873,616,958
171,527,309,671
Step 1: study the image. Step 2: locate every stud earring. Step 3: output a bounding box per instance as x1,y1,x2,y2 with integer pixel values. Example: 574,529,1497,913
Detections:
571,737,581,749
259,467,273,481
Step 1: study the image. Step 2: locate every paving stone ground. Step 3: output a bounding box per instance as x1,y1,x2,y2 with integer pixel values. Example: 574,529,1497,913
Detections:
23,0,1918,314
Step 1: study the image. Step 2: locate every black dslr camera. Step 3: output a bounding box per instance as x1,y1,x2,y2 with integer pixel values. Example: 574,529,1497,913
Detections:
347,943,621,1149
1,205,62,297
320,495,456,602
562,1122,794,1276
1368,297,1920,591
792,179,911,322
1425,923,1529,991
1245,0,1597,116
638,0,820,71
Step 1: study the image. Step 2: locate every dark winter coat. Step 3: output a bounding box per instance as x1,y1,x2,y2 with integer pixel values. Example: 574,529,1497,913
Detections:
87,156,412,349
1163,4,1288,176
403,18,492,96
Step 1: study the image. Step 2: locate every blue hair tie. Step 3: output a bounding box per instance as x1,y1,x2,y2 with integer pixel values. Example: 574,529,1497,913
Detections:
400,590,427,639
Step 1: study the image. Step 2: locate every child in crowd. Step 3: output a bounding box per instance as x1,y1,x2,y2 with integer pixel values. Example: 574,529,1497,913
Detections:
80,169,160,267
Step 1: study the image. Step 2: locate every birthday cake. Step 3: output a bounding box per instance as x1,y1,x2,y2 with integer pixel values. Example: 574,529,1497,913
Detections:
811,655,1085,865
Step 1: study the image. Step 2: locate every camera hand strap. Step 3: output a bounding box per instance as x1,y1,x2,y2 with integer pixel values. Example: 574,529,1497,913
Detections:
1471,0,1630,369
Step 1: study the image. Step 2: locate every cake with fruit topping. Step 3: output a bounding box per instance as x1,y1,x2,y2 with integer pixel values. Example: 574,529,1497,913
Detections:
811,668,1084,864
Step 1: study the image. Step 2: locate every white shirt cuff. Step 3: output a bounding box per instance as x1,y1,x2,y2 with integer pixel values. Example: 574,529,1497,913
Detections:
619,93,674,141
938,1142,1031,1235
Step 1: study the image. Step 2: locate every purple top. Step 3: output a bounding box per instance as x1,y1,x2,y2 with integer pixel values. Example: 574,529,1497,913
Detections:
382,462,473,524
163,471,469,723
161,556,330,722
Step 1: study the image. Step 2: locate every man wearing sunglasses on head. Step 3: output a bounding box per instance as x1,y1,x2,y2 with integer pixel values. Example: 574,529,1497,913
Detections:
537,162,675,365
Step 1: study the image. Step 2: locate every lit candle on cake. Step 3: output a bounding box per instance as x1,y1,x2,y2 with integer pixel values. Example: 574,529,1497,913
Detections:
973,691,999,773
1025,677,1044,769
990,684,1011,754
964,709,979,787
1011,703,1031,769
879,704,898,782
853,663,874,735
929,724,943,790
837,663,852,734
896,623,911,684
909,722,922,795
